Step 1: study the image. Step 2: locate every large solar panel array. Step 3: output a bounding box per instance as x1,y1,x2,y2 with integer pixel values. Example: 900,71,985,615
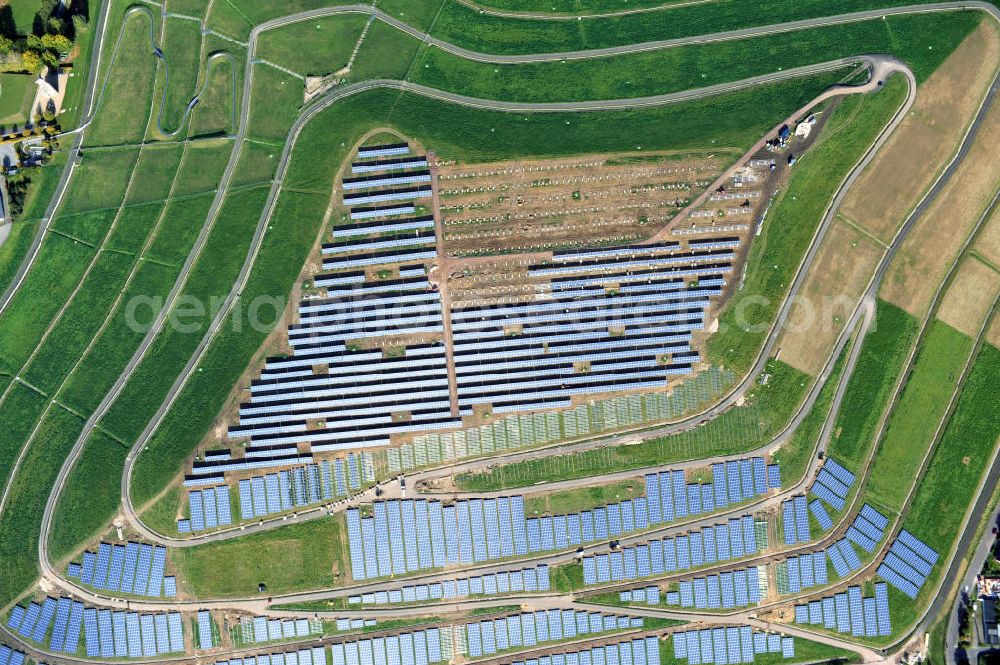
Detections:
494,636,660,665
52,605,184,658
461,610,642,658
241,616,322,643
450,241,737,414
216,646,330,665
810,458,856,512
182,484,233,532
778,550,831,594
662,567,763,609
330,627,453,665
878,529,939,599
70,541,168,596
671,627,794,663
794,583,892,637
781,496,810,545
349,565,550,605
214,143,461,457
582,515,763,585
0,645,26,665
643,458,775,527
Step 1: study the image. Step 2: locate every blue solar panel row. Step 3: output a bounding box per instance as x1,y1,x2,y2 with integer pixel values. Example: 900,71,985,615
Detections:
663,566,762,609
582,516,760,585
811,458,856,512
184,485,235,532
76,605,183,658
672,627,793,663
330,628,444,665
0,645,27,665
879,530,938,598
72,541,168,597
462,610,640,657
794,583,891,637
808,499,833,531
219,646,330,665
197,611,214,650
349,564,550,605
781,498,811,545
495,636,659,665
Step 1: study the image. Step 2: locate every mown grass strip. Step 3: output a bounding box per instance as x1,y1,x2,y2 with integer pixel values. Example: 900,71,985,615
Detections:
705,74,910,374
826,300,919,467
171,516,349,597
771,338,850,484
865,321,972,510
0,406,83,606
21,250,137,395
0,235,96,375
58,260,182,416
408,13,979,102
160,16,204,133
48,431,129,562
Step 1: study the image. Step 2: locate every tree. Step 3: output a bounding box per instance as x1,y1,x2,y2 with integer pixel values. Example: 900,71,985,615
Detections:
41,33,71,53
0,35,13,55
21,50,42,73
41,50,58,68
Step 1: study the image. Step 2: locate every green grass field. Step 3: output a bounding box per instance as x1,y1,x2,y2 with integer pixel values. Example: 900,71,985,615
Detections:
57,260,180,415
124,144,185,205
826,300,919,467
0,383,47,491
865,321,972,511
0,233,95,375
522,479,643,516
190,56,236,137
257,14,367,75
904,342,1000,547
59,147,139,215
453,360,808,491
882,343,1000,641
0,73,37,126
47,430,128,562
20,249,136,394
0,405,82,607
0,220,37,295
172,516,349,597
705,75,910,374
160,16,204,134
407,13,978,102
771,339,850,484
247,64,302,142
84,9,159,146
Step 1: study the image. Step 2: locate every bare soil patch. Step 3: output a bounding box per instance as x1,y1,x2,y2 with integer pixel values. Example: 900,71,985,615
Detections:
973,200,1000,266
937,257,1000,336
839,22,1000,243
882,78,1000,316
777,219,883,375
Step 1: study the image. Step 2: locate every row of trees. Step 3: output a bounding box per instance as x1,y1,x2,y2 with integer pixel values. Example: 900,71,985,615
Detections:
0,32,73,73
